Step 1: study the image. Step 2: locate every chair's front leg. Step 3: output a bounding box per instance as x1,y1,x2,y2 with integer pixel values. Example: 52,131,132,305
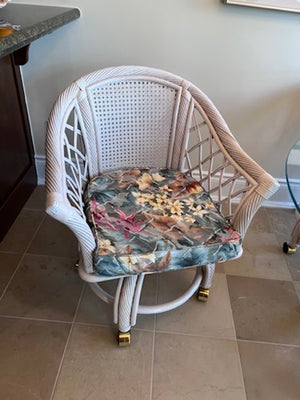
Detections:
114,275,139,346
197,263,215,302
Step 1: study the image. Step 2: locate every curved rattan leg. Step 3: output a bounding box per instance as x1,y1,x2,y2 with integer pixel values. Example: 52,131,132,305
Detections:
114,275,139,346
89,269,204,345
197,263,215,302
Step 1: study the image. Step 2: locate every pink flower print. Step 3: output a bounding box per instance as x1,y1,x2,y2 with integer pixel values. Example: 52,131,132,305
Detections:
115,210,145,239
90,200,149,240
90,200,109,228
220,227,241,242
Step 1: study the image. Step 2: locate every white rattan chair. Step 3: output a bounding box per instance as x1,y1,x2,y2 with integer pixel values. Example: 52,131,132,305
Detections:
46,66,279,345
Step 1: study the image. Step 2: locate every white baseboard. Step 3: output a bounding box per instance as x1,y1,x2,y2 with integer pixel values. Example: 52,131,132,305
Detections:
35,155,46,186
35,155,300,209
263,178,298,209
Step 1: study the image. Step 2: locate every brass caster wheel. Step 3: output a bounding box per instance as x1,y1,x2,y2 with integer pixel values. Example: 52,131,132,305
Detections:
73,260,79,271
283,242,297,254
197,287,210,302
118,330,131,347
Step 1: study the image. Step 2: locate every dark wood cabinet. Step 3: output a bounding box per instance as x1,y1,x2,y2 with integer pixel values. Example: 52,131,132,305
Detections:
0,54,37,241
0,4,80,241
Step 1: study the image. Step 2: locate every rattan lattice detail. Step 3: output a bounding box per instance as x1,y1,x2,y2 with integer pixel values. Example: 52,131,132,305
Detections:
90,80,176,171
63,109,89,217
182,105,252,218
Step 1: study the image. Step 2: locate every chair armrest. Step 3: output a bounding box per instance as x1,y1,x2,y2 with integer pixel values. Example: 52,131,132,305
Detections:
46,192,96,274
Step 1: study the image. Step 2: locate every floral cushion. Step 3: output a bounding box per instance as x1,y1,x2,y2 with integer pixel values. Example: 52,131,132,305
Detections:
84,168,242,277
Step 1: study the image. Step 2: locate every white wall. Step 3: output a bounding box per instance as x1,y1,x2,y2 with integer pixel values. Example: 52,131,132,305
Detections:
12,0,300,180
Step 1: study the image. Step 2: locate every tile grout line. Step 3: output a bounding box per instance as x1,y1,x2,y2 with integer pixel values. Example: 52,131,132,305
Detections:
23,317,300,348
23,207,45,212
237,338,300,349
151,328,266,343
224,275,248,400
25,251,79,261
0,316,159,333
264,207,295,282
234,336,248,400
0,213,46,302
0,250,24,255
0,314,73,324
224,273,293,283
74,320,155,332
225,274,239,341
22,252,78,261
225,272,293,283
292,281,300,302
149,326,156,400
235,342,248,400
49,282,86,400
149,275,159,400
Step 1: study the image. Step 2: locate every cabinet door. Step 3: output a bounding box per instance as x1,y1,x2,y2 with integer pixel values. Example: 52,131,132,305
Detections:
0,54,37,241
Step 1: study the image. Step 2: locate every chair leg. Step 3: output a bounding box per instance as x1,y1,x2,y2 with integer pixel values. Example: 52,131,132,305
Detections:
283,218,300,254
114,275,139,346
197,263,215,302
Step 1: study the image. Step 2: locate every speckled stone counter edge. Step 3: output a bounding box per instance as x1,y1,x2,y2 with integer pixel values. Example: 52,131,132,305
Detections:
0,7,80,58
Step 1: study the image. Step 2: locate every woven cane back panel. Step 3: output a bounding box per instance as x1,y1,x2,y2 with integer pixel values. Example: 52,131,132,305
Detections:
89,79,177,171
182,103,253,220
63,107,89,218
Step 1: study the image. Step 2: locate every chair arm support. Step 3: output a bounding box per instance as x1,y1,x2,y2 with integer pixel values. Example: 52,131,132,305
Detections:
46,192,96,274
222,136,280,200
189,85,280,202
231,191,264,238
221,144,279,237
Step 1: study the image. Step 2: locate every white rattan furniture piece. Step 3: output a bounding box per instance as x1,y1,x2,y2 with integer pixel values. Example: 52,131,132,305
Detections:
46,66,279,345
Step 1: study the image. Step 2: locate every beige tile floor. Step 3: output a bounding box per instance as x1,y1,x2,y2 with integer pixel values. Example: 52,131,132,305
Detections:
0,186,300,400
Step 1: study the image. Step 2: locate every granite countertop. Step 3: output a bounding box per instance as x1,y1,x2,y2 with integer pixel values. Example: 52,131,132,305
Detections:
0,4,80,58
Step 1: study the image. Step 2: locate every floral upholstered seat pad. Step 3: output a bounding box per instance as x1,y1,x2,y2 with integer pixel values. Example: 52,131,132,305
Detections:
84,168,242,276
